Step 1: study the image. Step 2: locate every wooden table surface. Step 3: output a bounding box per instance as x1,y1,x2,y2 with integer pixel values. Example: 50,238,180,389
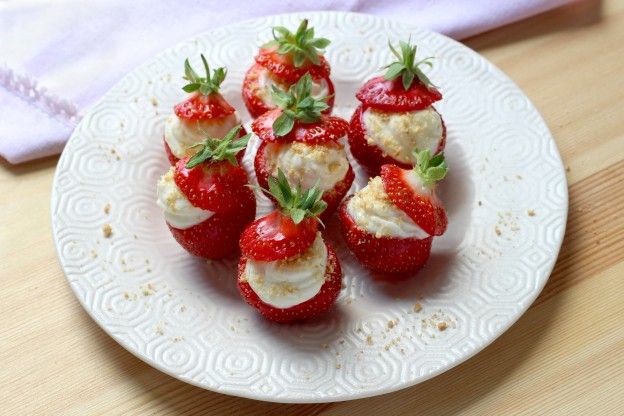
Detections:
2,1,623,414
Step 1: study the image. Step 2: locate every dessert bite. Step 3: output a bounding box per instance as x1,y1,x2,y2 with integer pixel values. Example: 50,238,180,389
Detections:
242,19,335,118
348,40,446,174
164,54,246,164
238,170,342,323
339,149,448,274
157,126,256,259
252,73,353,221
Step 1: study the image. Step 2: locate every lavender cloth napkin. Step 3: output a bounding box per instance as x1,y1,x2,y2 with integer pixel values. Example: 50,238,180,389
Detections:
0,0,572,164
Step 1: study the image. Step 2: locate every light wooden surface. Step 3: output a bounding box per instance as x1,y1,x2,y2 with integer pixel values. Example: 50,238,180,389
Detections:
2,1,623,414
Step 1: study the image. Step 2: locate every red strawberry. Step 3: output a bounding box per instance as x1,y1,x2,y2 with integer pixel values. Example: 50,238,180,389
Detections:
338,150,448,274
252,73,352,219
252,109,348,145
238,170,341,322
347,104,446,175
381,161,447,236
348,40,446,174
239,211,318,262
356,76,441,112
237,241,342,323
159,126,256,259
165,55,245,164
242,19,334,118
339,198,433,274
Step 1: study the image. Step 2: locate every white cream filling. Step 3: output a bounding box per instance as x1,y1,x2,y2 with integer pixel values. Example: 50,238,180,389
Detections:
156,168,213,229
164,112,240,159
243,233,328,309
362,107,443,164
256,67,329,107
346,176,429,239
266,141,349,192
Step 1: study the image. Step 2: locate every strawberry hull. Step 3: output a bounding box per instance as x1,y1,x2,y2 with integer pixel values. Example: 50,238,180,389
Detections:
347,104,446,175
242,63,335,119
163,127,248,166
339,197,433,274
254,141,354,221
237,241,342,323
167,202,255,259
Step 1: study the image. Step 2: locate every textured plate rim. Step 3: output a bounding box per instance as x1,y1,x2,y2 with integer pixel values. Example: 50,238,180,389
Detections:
50,11,568,403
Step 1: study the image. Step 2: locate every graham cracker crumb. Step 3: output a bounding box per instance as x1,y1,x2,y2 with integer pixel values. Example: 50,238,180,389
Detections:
366,335,373,346
335,363,341,369
387,320,396,329
527,209,536,217
495,226,502,236
321,343,328,349
102,224,113,238
104,203,111,214
565,166,571,172
150,97,158,106
438,322,448,331
91,250,98,258
413,303,422,313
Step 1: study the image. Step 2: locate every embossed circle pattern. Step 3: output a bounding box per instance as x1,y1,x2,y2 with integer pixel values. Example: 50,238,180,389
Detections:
51,12,568,403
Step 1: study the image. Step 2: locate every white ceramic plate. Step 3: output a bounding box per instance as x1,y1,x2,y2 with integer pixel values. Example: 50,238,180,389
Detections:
51,11,567,403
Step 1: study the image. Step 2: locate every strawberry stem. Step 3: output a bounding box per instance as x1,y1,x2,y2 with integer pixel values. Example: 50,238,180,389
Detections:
265,19,330,68
413,148,448,187
383,38,436,90
186,125,250,168
271,73,330,136
182,54,227,95
264,169,327,225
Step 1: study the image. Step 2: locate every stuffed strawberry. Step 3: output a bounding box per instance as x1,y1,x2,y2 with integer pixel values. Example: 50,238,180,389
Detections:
348,40,446,175
164,54,247,165
252,73,353,221
339,149,448,274
242,19,335,118
238,170,342,323
157,126,256,259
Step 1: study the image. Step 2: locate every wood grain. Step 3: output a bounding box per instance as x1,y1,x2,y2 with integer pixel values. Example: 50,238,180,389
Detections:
2,0,624,414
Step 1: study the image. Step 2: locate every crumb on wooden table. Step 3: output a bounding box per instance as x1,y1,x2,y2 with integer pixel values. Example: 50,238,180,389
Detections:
102,224,113,238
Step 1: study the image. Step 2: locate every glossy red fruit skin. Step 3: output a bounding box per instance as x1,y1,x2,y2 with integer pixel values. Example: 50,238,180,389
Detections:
355,77,442,112
255,47,331,82
242,63,335,119
252,109,348,145
254,141,354,221
173,158,251,213
174,92,235,121
167,189,256,259
163,127,248,166
347,104,446,175
381,164,447,236
339,197,433,274
239,211,318,262
237,241,342,323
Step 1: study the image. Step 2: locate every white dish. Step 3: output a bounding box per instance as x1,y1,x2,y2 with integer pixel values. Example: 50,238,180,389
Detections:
51,11,568,403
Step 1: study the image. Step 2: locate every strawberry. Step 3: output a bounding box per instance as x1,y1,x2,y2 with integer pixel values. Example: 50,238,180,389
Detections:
238,170,342,322
158,126,256,259
348,104,447,175
338,149,448,274
251,74,353,219
381,150,448,236
237,241,342,323
348,40,446,174
339,199,433,274
242,19,335,118
164,55,245,164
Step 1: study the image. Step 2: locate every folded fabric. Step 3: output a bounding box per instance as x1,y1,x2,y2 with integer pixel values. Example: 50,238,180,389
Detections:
0,0,572,164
